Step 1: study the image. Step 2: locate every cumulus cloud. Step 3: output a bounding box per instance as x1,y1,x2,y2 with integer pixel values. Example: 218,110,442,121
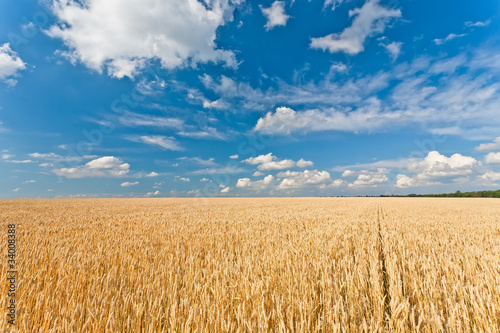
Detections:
478,171,500,182
53,156,130,178
277,169,332,189
236,175,274,190
433,33,466,45
296,158,314,168
146,172,159,177
128,135,182,151
178,177,190,182
310,0,401,55
342,168,388,187
260,1,290,30
395,151,479,188
47,0,241,78
0,43,26,85
243,153,295,171
254,104,394,135
121,181,139,187
485,152,500,164
229,154,239,159
475,137,500,151
220,186,231,193
200,177,210,182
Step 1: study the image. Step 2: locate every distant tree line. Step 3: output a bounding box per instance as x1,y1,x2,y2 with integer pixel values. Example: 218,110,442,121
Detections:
380,190,500,198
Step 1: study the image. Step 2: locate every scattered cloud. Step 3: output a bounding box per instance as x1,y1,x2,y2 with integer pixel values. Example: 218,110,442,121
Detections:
53,156,130,178
475,137,500,151
342,168,389,187
145,190,160,197
220,186,231,193
243,153,295,171
200,177,210,182
296,158,314,168
47,0,241,78
178,157,217,167
178,177,190,182
277,169,333,189
323,0,344,11
485,152,500,164
5,159,34,164
380,41,402,60
395,151,479,188
121,181,139,187
146,172,159,177
22,180,36,184
0,43,26,85
128,135,182,151
252,171,264,177
465,19,491,28
190,165,246,175
12,187,20,192
29,152,98,162
236,175,274,190
310,0,401,55
260,1,290,30
433,33,466,45
229,154,239,159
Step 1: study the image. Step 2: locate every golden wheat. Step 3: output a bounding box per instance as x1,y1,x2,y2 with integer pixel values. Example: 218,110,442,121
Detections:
1,198,499,332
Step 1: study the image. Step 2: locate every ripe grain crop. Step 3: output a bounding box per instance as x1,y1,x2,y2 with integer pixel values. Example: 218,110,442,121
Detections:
1,198,499,332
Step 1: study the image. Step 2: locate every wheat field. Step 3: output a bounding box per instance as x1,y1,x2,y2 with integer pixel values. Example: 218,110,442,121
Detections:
1,198,500,332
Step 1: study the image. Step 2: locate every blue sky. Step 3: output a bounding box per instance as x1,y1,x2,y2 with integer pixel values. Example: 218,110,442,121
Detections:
1,0,500,198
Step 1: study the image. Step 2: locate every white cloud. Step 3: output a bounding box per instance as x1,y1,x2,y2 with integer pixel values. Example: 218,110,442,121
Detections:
380,41,402,60
395,151,479,188
433,33,466,45
236,175,274,190
179,157,217,166
1,154,13,159
277,169,333,189
12,187,20,192
243,152,295,171
260,1,290,30
128,135,182,151
252,171,264,177
0,43,26,85
178,177,190,182
255,104,393,135
220,186,231,193
5,159,34,164
29,152,98,162
200,177,210,182
23,180,36,184
229,154,239,159
476,137,500,151
465,19,491,28
191,165,246,175
485,152,500,164
310,0,401,55
342,168,388,188
478,171,500,182
324,0,344,11
53,156,130,178
145,190,160,197
407,151,479,179
121,181,139,187
146,172,159,177
47,0,241,78
296,158,314,168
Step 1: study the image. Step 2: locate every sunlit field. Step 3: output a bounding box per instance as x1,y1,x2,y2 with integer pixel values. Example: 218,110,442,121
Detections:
1,198,500,332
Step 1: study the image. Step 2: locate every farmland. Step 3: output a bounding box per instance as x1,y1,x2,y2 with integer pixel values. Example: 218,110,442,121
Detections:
1,198,500,332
